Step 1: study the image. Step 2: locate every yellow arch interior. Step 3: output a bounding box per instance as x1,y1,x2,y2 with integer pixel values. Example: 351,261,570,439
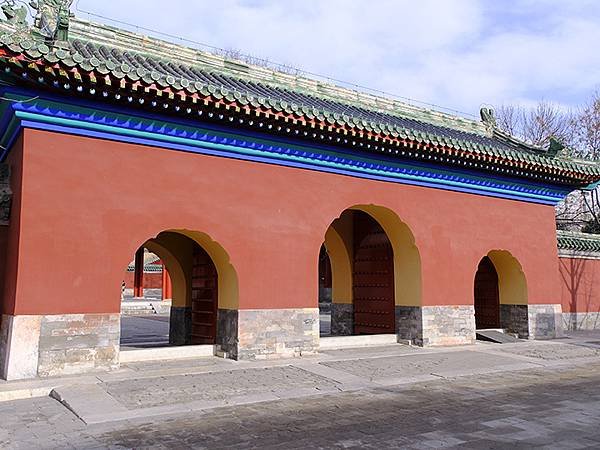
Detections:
138,230,239,310
170,229,240,310
487,250,528,305
324,218,353,304
323,205,422,307
144,238,188,308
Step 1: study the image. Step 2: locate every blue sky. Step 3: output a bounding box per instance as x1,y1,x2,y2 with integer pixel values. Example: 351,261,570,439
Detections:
74,0,600,117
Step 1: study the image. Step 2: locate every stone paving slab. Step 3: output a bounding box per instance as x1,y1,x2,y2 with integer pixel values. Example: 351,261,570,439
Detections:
492,341,600,360
102,365,339,409
4,363,600,449
320,350,535,381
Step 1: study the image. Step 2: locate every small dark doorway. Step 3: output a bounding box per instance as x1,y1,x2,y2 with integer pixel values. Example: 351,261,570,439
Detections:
353,211,395,334
474,256,500,329
191,244,218,344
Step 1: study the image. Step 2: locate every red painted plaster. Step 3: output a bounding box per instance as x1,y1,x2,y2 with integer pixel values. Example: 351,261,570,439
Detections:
1,135,23,315
560,257,600,313
2,129,561,315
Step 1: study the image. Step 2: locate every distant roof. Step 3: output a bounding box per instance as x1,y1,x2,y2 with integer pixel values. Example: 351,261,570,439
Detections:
0,9,598,186
557,230,600,254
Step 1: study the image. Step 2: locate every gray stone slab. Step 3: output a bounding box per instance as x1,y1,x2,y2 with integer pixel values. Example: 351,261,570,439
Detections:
320,350,528,381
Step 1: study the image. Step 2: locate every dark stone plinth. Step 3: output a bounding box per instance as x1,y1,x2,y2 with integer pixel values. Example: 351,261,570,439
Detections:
500,304,529,338
169,307,192,345
217,309,239,358
331,303,353,336
395,306,423,345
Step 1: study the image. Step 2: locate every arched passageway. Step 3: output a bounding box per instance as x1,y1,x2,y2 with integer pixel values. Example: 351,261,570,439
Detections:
320,205,422,342
473,251,529,337
120,230,238,350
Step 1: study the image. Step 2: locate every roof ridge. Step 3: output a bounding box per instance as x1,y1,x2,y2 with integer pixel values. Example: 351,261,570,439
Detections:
67,17,490,138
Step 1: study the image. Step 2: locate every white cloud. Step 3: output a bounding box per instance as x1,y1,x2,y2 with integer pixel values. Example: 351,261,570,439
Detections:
75,0,599,116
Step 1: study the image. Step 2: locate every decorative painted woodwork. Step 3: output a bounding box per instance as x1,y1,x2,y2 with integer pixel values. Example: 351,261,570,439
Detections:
0,92,576,205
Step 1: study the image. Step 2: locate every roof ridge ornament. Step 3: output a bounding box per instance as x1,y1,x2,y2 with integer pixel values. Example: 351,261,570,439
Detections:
480,106,497,128
548,136,565,157
29,0,73,46
0,0,28,29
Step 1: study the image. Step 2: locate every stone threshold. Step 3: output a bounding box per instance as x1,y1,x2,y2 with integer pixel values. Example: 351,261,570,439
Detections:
319,334,404,350
119,345,216,363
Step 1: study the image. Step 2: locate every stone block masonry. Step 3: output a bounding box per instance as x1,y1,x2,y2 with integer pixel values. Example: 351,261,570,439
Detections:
0,313,120,380
421,306,476,346
234,308,319,360
528,304,564,339
395,306,423,345
169,307,191,345
500,304,529,338
330,303,353,336
563,312,600,331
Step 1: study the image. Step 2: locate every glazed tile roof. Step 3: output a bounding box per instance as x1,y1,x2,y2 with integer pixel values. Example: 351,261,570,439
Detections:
557,231,600,253
0,15,599,186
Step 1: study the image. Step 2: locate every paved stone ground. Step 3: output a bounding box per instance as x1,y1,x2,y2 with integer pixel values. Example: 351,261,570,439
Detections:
2,363,600,449
4,334,600,449
120,315,170,348
102,366,338,409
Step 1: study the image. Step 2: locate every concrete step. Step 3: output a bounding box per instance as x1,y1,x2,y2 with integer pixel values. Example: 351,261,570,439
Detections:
121,300,172,316
320,334,400,350
121,302,155,315
476,329,521,344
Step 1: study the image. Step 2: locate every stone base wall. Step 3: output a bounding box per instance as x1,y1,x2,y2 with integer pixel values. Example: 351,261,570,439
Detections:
528,304,563,339
421,306,476,346
235,308,319,360
563,312,600,331
500,304,529,338
1,314,120,380
169,306,191,345
395,306,423,345
330,303,353,336
217,308,239,357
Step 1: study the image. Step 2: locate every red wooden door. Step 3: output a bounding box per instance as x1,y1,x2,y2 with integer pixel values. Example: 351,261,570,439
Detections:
474,256,500,329
352,211,395,334
190,245,218,345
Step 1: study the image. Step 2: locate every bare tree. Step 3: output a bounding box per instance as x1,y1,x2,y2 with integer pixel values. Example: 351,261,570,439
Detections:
495,101,575,149
495,96,600,232
495,104,520,136
572,91,600,161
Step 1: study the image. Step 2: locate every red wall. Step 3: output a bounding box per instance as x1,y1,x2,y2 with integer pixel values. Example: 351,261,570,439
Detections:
2,129,562,315
123,270,163,290
560,257,600,313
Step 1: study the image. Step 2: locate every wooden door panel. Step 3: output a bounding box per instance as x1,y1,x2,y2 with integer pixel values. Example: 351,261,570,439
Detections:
474,257,500,329
190,246,218,345
353,212,395,335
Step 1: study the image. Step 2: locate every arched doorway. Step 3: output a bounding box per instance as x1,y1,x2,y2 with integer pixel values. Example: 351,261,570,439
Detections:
353,211,395,334
474,256,501,329
120,230,226,349
320,205,420,338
